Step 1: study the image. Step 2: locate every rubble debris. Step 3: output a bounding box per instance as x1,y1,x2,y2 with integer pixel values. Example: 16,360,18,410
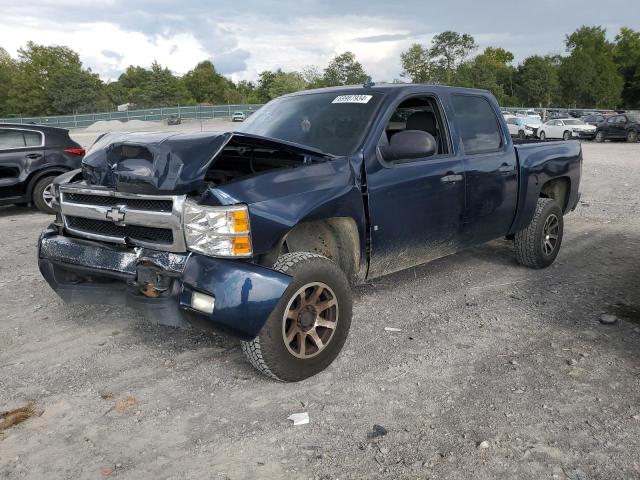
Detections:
287,412,309,425
0,404,36,432
367,424,388,439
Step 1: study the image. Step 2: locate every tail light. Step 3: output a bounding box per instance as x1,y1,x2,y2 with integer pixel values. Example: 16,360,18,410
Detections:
64,148,86,156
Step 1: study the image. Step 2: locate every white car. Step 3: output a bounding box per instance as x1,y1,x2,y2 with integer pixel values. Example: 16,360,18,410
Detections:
516,109,541,121
537,118,596,141
505,116,535,139
231,111,246,122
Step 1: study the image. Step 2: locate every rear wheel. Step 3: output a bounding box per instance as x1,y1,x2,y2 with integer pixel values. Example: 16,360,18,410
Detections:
32,176,57,214
539,131,546,140
241,252,352,382
514,198,563,269
563,130,571,141
627,130,638,143
595,131,604,143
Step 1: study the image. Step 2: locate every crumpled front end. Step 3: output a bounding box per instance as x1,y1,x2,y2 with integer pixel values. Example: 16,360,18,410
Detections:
38,225,291,340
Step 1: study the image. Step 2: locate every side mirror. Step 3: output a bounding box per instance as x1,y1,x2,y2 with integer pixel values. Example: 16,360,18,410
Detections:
379,130,437,162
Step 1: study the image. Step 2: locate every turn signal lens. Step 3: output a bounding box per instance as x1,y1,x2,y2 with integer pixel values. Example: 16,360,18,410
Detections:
232,236,252,256
231,210,250,233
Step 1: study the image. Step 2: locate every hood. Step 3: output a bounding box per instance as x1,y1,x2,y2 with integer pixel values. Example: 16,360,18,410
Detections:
81,130,332,195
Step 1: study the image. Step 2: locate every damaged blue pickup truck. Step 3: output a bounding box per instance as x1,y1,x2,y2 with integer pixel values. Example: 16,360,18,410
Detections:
38,84,581,381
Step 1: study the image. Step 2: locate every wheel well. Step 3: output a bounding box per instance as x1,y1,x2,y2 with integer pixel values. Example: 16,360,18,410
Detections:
282,217,361,281
540,177,570,212
26,168,69,199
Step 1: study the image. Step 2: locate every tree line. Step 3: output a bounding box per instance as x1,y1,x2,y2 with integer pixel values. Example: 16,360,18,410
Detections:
0,25,638,117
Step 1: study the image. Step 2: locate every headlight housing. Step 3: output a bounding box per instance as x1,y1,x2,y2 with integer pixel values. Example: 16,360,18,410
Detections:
183,200,252,257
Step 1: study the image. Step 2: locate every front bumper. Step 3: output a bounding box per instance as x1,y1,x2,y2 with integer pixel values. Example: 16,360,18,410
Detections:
38,225,291,340
572,131,595,139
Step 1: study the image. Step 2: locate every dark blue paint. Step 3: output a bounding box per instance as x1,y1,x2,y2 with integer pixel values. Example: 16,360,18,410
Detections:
180,254,291,339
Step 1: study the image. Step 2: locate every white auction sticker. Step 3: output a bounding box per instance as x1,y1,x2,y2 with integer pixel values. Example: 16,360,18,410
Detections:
332,95,372,104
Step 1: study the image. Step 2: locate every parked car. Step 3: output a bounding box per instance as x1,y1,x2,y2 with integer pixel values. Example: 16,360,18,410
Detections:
38,84,582,381
516,109,541,120
582,114,610,127
167,115,182,125
0,124,84,214
595,113,640,143
231,111,246,122
537,118,596,141
505,116,538,139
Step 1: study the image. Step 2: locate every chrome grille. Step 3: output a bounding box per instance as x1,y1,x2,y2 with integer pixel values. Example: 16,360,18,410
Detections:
59,186,186,252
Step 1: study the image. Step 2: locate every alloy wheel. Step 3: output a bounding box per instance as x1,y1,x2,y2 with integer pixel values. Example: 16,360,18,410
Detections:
281,282,338,359
542,213,560,255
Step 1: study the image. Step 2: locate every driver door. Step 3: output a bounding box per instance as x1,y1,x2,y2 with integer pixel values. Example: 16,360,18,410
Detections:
365,95,466,278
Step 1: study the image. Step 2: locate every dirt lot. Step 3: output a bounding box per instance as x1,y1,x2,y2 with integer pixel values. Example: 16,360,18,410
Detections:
1,142,639,479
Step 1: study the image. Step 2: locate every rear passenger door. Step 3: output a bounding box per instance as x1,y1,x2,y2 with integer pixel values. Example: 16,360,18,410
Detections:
0,128,45,200
449,94,518,246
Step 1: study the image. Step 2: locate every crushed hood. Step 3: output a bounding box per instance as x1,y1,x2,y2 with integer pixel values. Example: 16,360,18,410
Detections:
81,131,331,195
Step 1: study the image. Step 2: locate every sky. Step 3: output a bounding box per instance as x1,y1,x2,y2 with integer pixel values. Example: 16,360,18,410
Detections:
0,0,638,83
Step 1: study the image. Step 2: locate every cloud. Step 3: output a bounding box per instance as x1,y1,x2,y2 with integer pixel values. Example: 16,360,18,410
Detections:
0,0,638,83
355,33,414,43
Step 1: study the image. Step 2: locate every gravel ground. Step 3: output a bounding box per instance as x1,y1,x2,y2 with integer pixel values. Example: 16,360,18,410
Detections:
1,142,639,480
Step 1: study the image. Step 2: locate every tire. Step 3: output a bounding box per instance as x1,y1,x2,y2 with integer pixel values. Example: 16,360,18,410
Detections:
627,130,638,143
241,252,352,382
595,131,604,143
563,131,571,141
539,131,546,140
514,198,564,269
31,176,57,214
518,130,526,140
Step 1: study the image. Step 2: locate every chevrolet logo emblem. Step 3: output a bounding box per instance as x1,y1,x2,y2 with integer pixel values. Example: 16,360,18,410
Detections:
105,207,126,223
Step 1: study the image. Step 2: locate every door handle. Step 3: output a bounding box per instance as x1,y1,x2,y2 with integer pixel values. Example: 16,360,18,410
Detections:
440,174,463,184
25,153,42,159
498,164,514,173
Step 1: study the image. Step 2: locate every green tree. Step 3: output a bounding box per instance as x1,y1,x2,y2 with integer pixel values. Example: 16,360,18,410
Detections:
613,27,640,109
515,55,561,107
0,47,16,116
400,44,432,83
559,26,623,108
429,31,477,84
257,69,306,100
50,69,104,114
322,52,368,86
454,47,516,105
109,62,191,108
182,60,232,104
6,42,103,115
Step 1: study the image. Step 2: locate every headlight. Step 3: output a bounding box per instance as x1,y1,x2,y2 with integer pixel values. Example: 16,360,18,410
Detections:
183,200,252,257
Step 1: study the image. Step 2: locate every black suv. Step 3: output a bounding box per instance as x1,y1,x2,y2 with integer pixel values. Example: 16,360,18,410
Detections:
595,113,640,143
0,124,84,214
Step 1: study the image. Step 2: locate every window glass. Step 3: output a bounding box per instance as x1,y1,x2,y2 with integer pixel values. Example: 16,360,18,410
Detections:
618,116,627,124
451,95,502,154
237,92,383,156
607,116,617,123
23,131,42,147
0,130,26,149
383,96,449,156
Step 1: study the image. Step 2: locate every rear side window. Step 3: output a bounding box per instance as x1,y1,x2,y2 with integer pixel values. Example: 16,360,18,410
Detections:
451,95,502,154
0,129,26,149
23,131,42,147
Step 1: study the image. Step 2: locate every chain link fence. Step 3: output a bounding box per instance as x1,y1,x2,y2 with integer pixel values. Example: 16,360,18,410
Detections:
0,104,264,129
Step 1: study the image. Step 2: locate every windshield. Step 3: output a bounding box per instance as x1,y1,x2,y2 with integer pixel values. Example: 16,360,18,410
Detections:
628,113,640,122
563,119,585,125
236,92,383,156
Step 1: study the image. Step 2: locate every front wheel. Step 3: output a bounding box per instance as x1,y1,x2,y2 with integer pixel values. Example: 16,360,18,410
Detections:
627,130,638,143
563,131,571,141
241,252,352,382
514,198,564,269
595,131,604,143
539,131,546,140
